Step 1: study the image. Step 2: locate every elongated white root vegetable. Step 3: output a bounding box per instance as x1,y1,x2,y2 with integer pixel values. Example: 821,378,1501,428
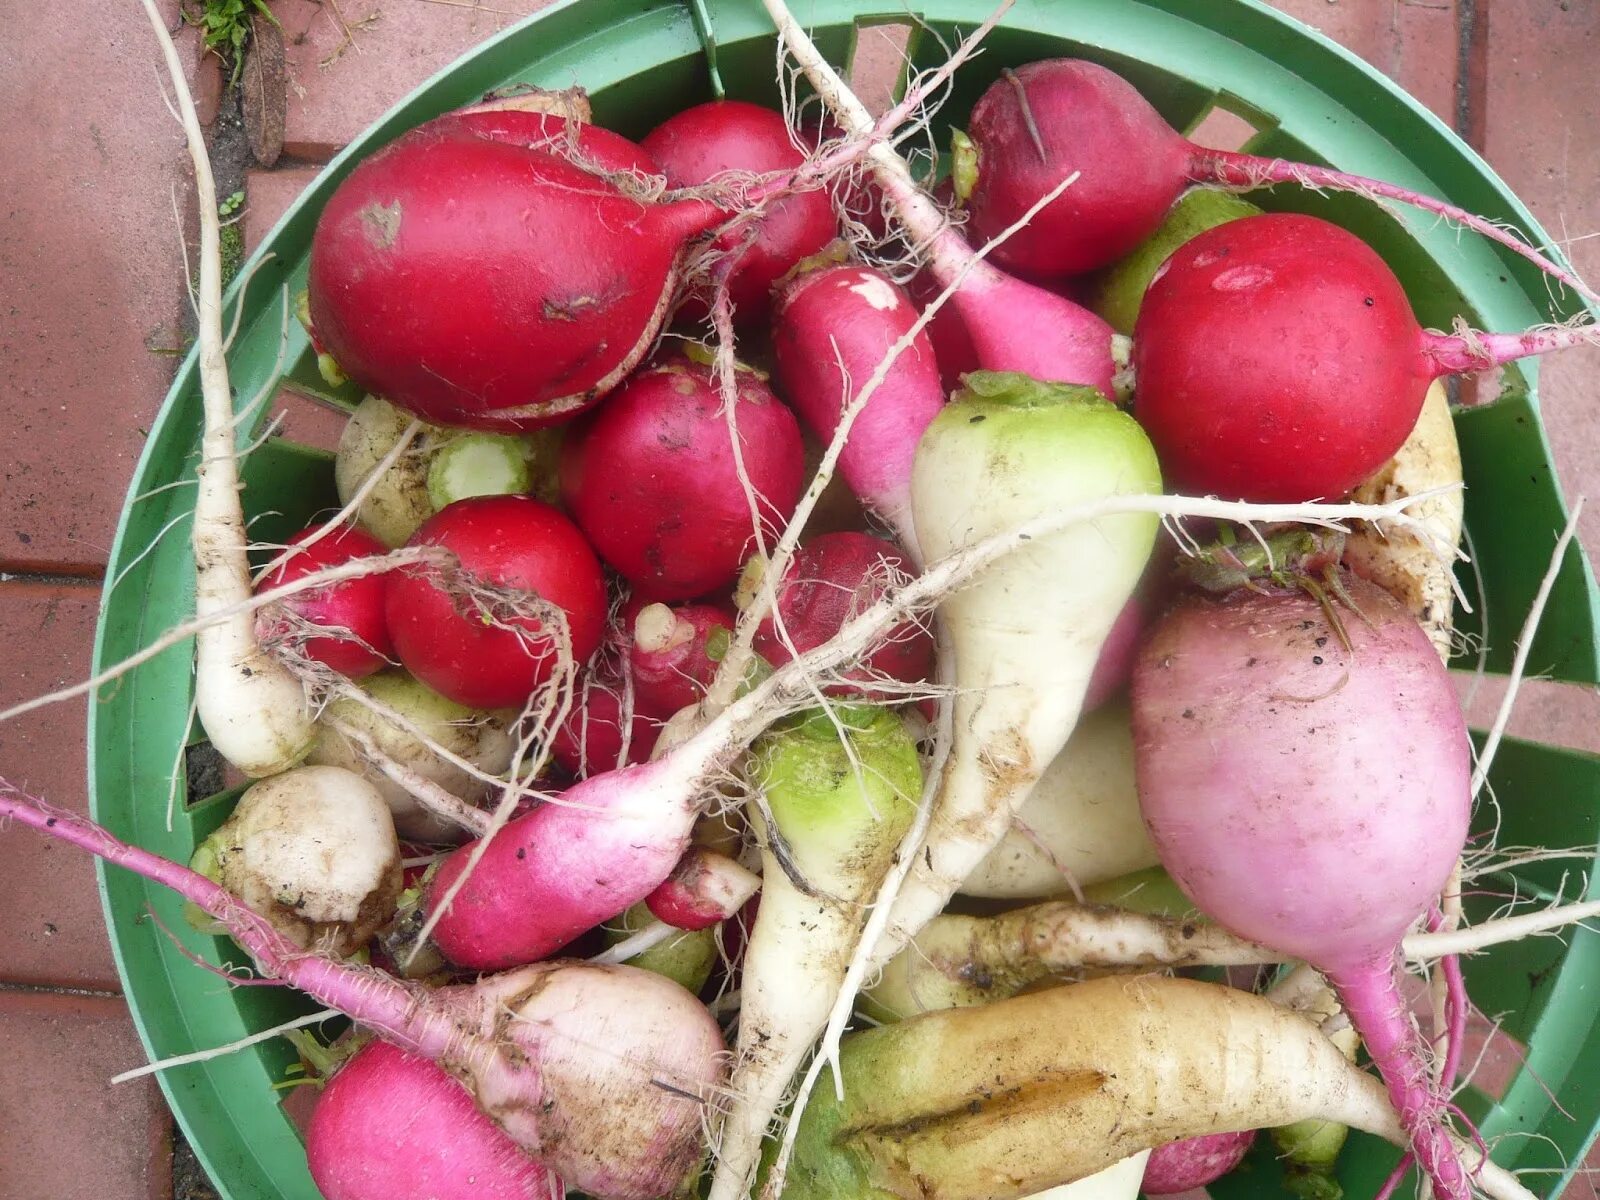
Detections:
872,374,1160,965
960,703,1155,900
781,975,1535,1200
708,706,922,1200
138,0,316,777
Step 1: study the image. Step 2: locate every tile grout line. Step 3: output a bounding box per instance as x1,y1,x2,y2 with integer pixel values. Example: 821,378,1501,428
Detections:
1455,0,1489,151
0,979,124,1001
0,568,107,587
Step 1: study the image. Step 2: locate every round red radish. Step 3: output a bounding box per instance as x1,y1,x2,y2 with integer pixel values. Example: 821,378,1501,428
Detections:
1132,213,1431,502
386,495,606,709
1142,1130,1256,1195
559,354,806,601
752,532,933,695
306,118,720,432
429,107,659,175
307,1038,555,1200
551,678,660,777
642,100,836,322
629,602,737,719
256,523,393,679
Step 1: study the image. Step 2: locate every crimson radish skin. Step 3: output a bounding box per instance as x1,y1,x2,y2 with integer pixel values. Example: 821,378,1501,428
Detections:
306,119,722,431
1141,1130,1255,1195
751,532,934,697
708,706,922,1200
386,495,607,710
647,845,760,931
871,373,1161,970
0,786,725,1200
771,264,945,544
429,106,659,175
257,523,395,679
1132,212,1587,502
307,1039,556,1200
1132,576,1473,1200
642,100,836,322
551,677,660,777
628,602,737,718
559,355,807,600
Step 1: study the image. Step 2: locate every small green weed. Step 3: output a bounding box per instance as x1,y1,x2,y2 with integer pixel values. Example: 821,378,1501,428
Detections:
183,0,281,83
219,190,246,289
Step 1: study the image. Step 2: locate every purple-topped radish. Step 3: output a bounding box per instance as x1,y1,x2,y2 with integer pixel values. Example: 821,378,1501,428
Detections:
1132,574,1473,1200
956,57,1595,295
1142,1130,1256,1195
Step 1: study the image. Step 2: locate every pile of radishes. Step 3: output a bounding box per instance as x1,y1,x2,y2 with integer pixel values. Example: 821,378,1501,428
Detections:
8,4,1598,1200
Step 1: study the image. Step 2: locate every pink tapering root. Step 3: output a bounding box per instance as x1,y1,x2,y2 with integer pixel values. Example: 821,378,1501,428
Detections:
1419,323,1600,380
1328,957,1472,1200
0,779,473,1065
1193,148,1600,307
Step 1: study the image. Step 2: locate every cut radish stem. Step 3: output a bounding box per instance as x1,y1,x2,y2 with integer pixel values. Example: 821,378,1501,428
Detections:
559,353,806,601
386,494,607,710
749,531,934,698
188,765,402,956
771,263,946,547
1132,574,1474,1200
642,100,837,323
307,1038,556,1200
1132,211,1600,501
628,602,738,718
0,781,724,1200
958,56,1598,300
256,523,395,680
425,433,533,510
708,705,922,1200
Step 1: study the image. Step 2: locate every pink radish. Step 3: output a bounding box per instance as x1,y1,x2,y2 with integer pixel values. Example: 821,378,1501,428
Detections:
957,57,1596,294
0,784,723,1200
558,354,807,601
1132,574,1473,1200
385,494,607,710
641,100,836,322
306,1038,556,1200
1141,1130,1256,1195
771,263,945,545
1083,598,1144,712
307,115,724,431
1132,212,1593,501
628,602,737,719
551,676,659,777
750,531,933,697
257,523,394,679
646,845,762,931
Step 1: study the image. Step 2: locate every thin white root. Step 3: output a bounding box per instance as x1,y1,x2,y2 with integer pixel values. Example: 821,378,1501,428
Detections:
591,919,678,965
323,716,491,838
110,1007,341,1084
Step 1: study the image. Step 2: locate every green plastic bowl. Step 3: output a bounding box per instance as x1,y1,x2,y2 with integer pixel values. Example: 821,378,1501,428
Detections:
90,1,1600,1197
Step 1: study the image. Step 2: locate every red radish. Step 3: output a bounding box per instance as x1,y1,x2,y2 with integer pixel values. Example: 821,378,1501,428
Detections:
1132,212,1592,502
1082,599,1144,712
257,524,394,679
1132,574,1474,1200
642,100,836,322
958,57,1596,295
551,676,659,776
771,264,945,546
751,532,933,696
386,495,607,710
307,1039,556,1200
307,117,724,432
0,785,723,1200
559,354,807,601
1141,1129,1256,1195
754,8,1120,399
628,602,737,718
646,846,762,931
430,107,659,175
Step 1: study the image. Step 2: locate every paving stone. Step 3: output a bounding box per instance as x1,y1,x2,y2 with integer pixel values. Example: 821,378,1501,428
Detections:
242,165,321,255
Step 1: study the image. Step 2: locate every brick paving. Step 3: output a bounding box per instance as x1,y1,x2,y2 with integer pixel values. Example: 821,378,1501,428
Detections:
1,1,1596,1196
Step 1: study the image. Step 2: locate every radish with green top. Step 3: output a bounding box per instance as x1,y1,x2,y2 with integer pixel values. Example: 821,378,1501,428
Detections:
1132,573,1474,1200
0,783,724,1200
707,704,922,1200
870,371,1160,967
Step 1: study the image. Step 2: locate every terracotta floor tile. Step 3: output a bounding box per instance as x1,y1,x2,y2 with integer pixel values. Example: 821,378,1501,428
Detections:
0,989,171,1200
1266,0,1461,126
243,166,322,257
0,580,120,991
0,4,200,575
1480,1,1600,609
276,0,558,159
